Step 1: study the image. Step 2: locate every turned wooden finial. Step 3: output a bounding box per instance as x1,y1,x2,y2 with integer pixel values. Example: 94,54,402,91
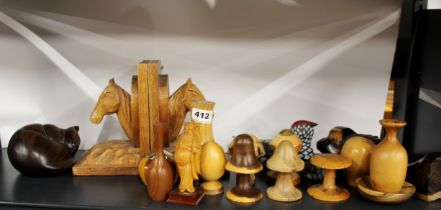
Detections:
307,154,352,202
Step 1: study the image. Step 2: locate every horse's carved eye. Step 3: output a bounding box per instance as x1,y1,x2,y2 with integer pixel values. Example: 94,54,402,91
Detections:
104,91,111,97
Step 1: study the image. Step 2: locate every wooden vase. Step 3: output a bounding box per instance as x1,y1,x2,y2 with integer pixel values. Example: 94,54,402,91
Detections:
140,124,174,201
370,119,407,193
191,101,226,195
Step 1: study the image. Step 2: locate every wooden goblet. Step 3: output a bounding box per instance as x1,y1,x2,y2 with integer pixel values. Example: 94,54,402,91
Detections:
307,154,352,202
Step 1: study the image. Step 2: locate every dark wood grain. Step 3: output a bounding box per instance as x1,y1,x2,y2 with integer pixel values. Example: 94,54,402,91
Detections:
144,124,173,201
7,124,80,177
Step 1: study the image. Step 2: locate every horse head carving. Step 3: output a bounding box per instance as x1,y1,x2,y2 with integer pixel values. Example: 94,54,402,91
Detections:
169,78,206,142
90,78,134,141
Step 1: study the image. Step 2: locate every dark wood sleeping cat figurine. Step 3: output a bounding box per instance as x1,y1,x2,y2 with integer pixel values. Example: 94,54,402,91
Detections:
7,124,81,176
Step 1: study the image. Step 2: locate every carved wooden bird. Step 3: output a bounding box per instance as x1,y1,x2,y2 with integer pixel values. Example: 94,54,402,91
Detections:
291,120,323,181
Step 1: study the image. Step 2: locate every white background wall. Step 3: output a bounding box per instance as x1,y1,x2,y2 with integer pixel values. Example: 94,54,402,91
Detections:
428,0,441,9
0,0,401,150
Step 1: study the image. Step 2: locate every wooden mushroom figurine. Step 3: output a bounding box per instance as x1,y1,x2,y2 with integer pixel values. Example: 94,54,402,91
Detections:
267,140,304,202
307,154,352,202
268,129,302,186
225,134,263,204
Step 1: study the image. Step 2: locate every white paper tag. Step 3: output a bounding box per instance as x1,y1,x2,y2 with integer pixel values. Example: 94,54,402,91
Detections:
191,108,213,124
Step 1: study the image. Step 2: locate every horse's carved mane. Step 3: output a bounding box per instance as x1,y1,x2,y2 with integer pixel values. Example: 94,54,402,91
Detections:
114,86,134,141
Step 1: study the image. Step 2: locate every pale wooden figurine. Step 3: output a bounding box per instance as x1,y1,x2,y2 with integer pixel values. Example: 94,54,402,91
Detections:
267,140,304,202
175,122,202,193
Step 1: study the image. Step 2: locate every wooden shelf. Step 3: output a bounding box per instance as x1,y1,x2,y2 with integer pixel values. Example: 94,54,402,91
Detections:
0,149,439,210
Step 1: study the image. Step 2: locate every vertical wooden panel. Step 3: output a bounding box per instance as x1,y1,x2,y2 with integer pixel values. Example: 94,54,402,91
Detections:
146,60,161,152
130,75,140,147
138,63,150,156
158,74,170,147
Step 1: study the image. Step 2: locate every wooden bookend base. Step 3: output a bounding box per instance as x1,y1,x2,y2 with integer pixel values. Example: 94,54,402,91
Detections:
166,187,205,206
72,140,140,176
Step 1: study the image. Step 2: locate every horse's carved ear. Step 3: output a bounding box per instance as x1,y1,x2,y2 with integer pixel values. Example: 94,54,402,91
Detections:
186,78,193,86
109,78,116,85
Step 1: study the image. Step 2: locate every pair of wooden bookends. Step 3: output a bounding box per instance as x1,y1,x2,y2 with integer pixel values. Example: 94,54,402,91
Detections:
73,60,226,204
73,60,176,175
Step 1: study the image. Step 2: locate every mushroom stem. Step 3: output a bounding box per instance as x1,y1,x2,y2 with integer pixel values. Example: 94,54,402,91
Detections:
323,169,336,190
275,172,294,191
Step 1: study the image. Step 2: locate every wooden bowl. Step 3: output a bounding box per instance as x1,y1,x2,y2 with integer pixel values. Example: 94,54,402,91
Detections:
355,176,415,203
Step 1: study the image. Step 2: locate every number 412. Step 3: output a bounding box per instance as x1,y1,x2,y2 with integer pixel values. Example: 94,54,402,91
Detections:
194,111,210,119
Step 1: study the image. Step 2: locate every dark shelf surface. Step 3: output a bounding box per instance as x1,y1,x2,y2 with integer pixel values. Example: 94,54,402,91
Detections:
0,149,440,210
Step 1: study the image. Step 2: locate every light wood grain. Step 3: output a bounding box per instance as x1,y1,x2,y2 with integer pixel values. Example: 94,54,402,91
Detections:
72,140,140,176
146,61,161,153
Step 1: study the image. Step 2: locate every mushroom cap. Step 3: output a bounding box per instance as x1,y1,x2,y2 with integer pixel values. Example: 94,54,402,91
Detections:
310,154,352,170
226,134,263,174
267,140,304,173
269,129,302,151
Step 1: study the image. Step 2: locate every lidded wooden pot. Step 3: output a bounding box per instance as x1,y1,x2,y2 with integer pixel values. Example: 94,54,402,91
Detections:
370,119,408,193
266,140,305,202
225,134,263,204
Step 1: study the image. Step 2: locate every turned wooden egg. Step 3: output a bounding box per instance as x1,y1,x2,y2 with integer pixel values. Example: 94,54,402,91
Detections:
200,140,226,182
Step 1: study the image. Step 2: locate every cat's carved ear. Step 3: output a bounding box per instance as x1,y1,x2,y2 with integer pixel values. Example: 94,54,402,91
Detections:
109,78,116,85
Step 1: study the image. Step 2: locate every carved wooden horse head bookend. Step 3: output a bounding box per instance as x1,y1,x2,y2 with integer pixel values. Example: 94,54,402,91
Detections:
90,78,136,143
